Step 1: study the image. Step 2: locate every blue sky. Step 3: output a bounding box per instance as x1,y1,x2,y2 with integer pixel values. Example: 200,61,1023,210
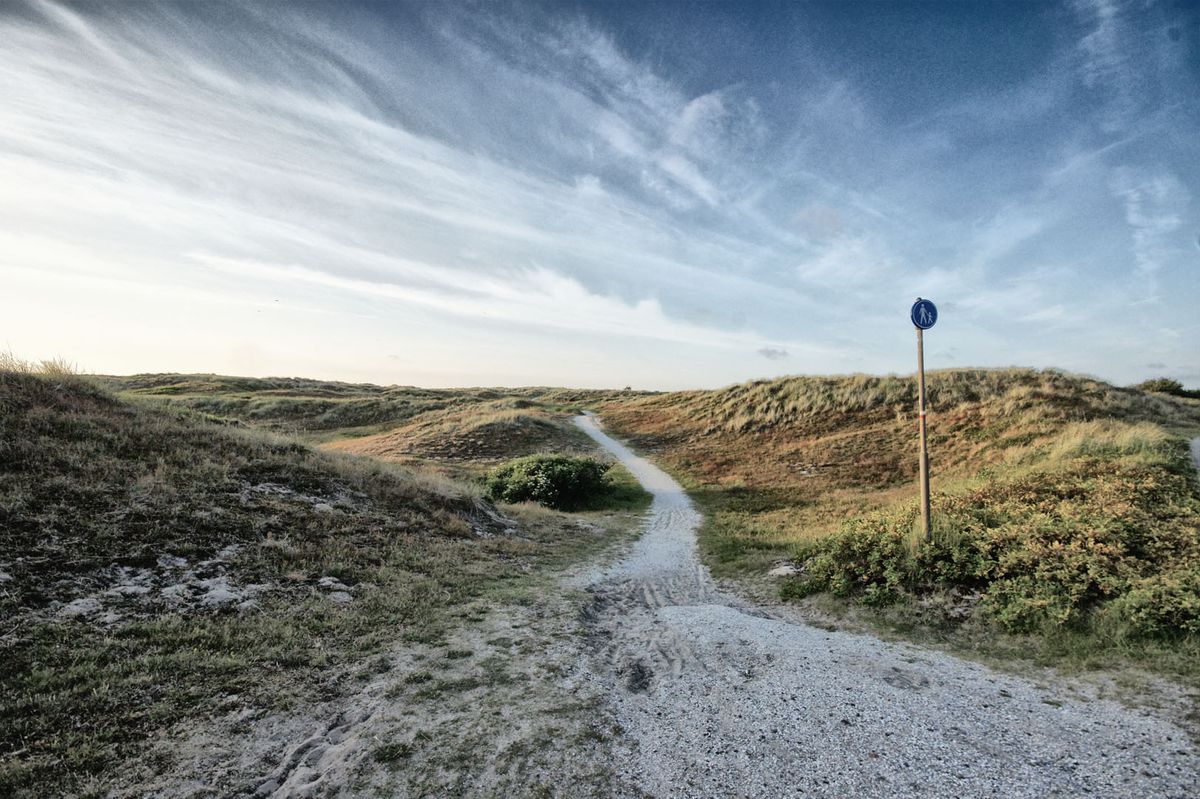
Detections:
1,0,1197,389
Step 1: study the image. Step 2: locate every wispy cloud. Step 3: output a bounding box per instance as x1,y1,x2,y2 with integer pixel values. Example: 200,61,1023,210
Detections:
1074,0,1138,131
1,0,1198,387
1109,167,1191,296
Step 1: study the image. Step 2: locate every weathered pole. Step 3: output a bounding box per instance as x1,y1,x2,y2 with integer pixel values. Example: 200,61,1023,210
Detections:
916,325,932,541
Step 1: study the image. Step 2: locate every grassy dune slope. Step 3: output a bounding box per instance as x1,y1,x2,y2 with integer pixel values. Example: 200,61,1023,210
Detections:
0,369,644,795
599,368,1200,671
326,402,595,466
100,373,643,442
102,371,647,487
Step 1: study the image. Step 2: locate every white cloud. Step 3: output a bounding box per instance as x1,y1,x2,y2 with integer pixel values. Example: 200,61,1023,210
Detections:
1110,167,1190,290
657,153,720,207
192,253,839,360
796,235,901,289
964,206,1049,271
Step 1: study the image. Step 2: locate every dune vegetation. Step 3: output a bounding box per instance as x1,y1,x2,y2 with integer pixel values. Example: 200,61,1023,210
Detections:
100,373,641,442
598,368,1200,675
7,359,1199,790
0,362,649,796
484,454,639,512
325,403,597,468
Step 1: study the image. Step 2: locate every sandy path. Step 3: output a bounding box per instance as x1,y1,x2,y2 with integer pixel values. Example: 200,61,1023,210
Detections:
575,414,1200,799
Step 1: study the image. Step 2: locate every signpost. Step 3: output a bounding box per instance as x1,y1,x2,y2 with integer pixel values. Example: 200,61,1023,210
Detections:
910,298,937,541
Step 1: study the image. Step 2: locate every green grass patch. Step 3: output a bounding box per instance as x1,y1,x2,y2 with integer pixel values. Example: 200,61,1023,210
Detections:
786,434,1200,635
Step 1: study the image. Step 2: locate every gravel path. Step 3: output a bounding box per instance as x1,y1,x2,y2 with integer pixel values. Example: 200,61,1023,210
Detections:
575,414,1200,799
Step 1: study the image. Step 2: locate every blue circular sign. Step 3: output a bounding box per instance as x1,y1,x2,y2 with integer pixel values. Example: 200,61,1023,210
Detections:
911,298,937,329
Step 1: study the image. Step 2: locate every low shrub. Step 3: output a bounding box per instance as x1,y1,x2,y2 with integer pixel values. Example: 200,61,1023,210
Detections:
788,438,1200,639
484,455,611,511
793,518,911,601
1108,567,1200,639
1134,377,1200,399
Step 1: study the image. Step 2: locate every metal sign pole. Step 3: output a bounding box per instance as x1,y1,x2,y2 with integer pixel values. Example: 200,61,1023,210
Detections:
909,297,937,542
916,326,931,541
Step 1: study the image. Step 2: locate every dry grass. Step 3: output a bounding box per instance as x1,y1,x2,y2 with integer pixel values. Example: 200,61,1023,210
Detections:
0,351,78,377
98,373,645,440
1042,420,1176,462
327,403,595,466
600,367,1200,502
642,368,1200,436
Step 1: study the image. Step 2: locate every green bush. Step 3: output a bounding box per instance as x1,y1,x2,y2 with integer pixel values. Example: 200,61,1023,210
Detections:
796,518,910,601
484,455,611,510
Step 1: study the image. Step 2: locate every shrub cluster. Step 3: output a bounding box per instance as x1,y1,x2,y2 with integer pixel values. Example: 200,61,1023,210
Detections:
484,455,611,510
1134,378,1200,399
786,447,1200,639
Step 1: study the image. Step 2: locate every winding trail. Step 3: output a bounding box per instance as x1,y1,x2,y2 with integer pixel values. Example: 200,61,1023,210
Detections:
575,414,1199,799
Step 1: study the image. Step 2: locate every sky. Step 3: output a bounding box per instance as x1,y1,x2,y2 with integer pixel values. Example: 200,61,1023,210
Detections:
1,0,1198,390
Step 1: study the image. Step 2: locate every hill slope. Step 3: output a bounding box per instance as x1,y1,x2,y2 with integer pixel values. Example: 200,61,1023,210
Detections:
325,402,595,465
598,368,1200,664
99,373,642,441
0,370,639,795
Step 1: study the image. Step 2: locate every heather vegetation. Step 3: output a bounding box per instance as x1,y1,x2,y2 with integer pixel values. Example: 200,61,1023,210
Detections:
599,368,1200,674
788,424,1200,637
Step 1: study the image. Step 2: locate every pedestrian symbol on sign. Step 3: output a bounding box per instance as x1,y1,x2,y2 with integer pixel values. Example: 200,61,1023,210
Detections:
911,298,937,330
